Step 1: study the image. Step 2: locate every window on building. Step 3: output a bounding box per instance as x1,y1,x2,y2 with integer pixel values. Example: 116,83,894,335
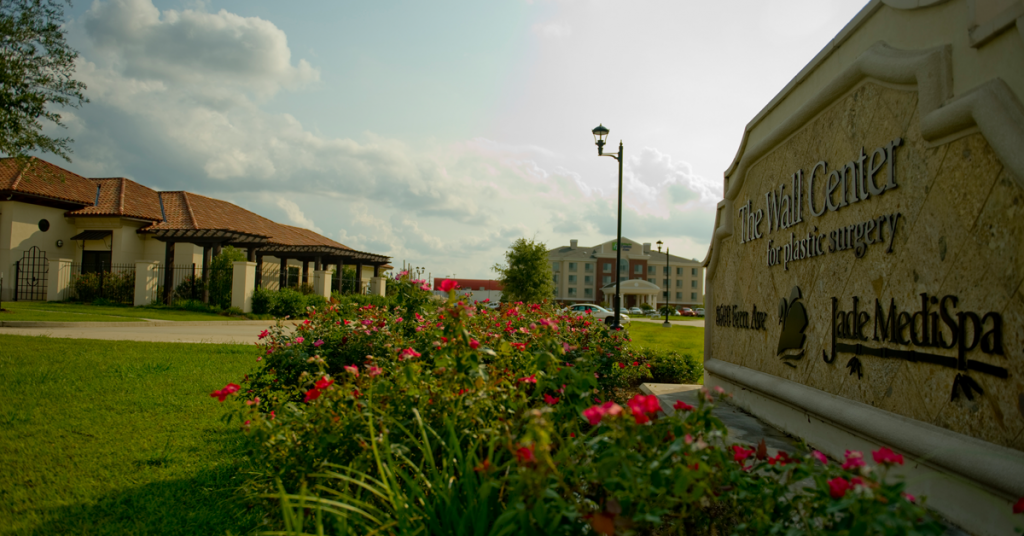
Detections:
691,280,697,288
552,262,560,272
568,275,577,284
633,264,643,274
663,291,668,298
585,263,594,272
619,259,628,272
676,267,682,275
553,274,558,283
663,266,669,275
663,278,669,286
603,276,611,285
568,287,577,297
691,292,697,300
569,262,577,271
648,266,655,275
676,292,682,299
692,268,697,276
584,275,592,284
81,250,112,274
603,263,611,272
585,288,593,297
620,275,627,282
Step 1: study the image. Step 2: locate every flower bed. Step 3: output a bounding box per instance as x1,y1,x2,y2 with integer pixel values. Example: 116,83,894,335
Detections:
210,276,1011,535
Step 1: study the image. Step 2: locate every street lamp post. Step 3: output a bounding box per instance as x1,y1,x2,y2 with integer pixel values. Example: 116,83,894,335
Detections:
657,241,671,328
592,124,624,330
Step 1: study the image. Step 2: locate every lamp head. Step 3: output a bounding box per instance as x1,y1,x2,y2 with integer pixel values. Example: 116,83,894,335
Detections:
592,124,609,155
656,240,663,252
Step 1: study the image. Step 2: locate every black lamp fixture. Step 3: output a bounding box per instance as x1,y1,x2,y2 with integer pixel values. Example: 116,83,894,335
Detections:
656,240,671,328
592,123,624,330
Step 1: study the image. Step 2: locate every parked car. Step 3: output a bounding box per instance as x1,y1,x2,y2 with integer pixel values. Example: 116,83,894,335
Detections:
696,308,705,316
565,304,630,325
628,307,643,315
679,307,698,317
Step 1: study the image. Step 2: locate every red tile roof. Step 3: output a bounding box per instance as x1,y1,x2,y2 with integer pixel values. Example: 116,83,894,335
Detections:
0,157,96,205
66,178,164,221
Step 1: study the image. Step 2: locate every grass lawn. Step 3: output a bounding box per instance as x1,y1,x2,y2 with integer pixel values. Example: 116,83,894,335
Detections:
626,322,704,361
0,302,246,322
0,335,263,536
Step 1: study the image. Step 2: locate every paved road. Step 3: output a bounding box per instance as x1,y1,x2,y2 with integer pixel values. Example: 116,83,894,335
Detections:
0,320,292,344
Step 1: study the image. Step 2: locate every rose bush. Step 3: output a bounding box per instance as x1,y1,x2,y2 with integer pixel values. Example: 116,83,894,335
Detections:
212,286,970,535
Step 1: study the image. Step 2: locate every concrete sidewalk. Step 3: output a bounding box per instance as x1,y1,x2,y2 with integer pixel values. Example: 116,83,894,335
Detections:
0,320,294,344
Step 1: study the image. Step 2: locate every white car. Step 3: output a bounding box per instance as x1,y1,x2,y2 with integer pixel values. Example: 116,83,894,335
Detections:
628,307,643,315
696,308,705,316
565,304,630,326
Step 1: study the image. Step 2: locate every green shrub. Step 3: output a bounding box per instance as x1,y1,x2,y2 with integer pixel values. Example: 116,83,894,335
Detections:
71,269,135,304
273,288,306,318
213,299,947,536
251,287,277,315
221,306,244,317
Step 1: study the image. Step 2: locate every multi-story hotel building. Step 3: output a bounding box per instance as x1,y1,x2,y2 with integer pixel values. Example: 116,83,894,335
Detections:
547,238,703,309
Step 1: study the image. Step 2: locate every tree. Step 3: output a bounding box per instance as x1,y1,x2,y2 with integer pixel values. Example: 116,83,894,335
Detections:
492,237,554,304
1,0,88,162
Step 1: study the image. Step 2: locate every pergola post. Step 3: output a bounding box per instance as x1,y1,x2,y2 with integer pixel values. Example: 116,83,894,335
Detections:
255,254,263,288
202,245,212,304
279,257,288,290
373,264,380,277
302,261,309,286
163,241,175,305
355,262,363,294
247,247,257,262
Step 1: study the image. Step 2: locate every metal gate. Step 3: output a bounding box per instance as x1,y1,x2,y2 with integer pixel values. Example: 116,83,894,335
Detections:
14,246,48,301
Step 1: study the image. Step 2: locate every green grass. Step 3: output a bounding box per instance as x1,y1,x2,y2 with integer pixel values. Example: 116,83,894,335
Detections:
0,335,263,535
627,322,704,361
0,302,246,322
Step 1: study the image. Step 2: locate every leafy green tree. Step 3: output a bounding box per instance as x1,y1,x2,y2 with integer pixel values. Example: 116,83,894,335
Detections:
492,237,554,304
1,0,88,161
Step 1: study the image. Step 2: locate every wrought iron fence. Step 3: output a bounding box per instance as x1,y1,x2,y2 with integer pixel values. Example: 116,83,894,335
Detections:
67,262,136,305
156,263,233,307
13,246,48,301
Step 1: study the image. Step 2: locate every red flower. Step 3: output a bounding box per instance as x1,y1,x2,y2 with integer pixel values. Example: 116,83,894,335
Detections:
618,362,626,369
304,388,322,403
828,477,851,499
768,452,793,466
439,279,459,292
515,445,536,464
315,376,335,389
672,400,694,412
1012,497,1024,514
583,406,604,426
457,388,469,396
871,446,904,466
842,450,865,470
470,339,480,349
632,361,639,366
210,383,241,402
258,330,269,339
517,374,537,384
398,348,421,360
732,445,754,463
543,393,560,405
366,365,382,377
510,342,527,351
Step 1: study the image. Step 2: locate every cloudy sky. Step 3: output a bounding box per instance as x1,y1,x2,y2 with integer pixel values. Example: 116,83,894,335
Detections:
43,0,868,278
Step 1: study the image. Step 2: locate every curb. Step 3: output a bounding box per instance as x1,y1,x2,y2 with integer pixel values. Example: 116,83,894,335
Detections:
0,320,296,328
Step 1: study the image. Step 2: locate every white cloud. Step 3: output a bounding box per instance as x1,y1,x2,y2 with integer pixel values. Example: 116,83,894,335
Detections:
275,198,323,234
531,22,572,38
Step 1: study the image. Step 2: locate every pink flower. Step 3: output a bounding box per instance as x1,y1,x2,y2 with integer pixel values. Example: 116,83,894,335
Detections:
732,445,754,463
517,374,537,384
366,365,382,377
903,493,916,503
258,330,269,339
343,365,359,377
515,445,535,464
871,446,904,466
828,477,851,499
583,406,604,426
304,388,322,403
469,339,480,349
315,376,335,390
269,411,275,420
812,451,828,465
245,397,260,406
395,317,403,322
398,348,421,360
313,339,324,348
544,393,560,405
303,320,311,325
673,400,694,412
626,394,662,424
295,337,305,344
842,450,865,470
210,383,241,402
439,279,459,292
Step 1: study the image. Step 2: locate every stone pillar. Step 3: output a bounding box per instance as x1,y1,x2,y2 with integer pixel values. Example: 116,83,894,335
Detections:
231,261,257,313
313,269,331,298
133,260,159,307
369,276,386,297
46,258,72,301
202,245,212,304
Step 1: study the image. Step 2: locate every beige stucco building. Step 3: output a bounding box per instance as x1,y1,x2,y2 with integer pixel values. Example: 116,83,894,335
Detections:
547,238,704,308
